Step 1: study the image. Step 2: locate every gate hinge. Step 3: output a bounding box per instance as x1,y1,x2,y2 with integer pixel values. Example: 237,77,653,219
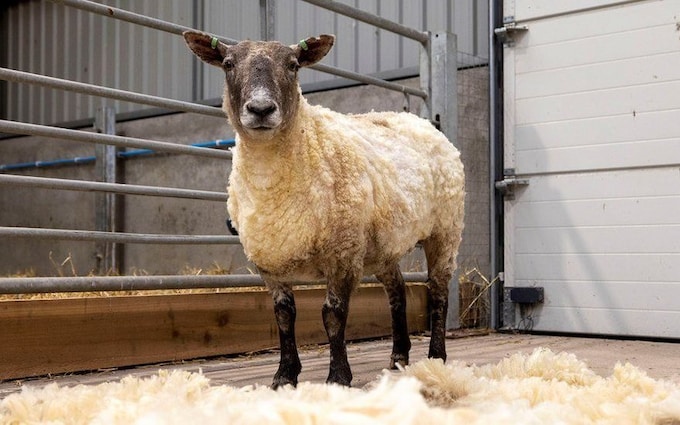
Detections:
494,16,528,46
495,168,529,199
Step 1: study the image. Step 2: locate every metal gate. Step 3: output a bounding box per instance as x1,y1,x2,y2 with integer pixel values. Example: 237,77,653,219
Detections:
498,0,680,338
0,0,456,300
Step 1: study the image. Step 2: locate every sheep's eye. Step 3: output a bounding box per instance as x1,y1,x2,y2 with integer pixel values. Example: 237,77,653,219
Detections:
287,61,299,72
223,59,235,70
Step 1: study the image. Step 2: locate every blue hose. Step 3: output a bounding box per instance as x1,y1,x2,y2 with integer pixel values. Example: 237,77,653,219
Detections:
0,139,236,171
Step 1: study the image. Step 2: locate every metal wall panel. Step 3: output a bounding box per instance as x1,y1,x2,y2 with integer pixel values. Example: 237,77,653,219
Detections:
1,0,194,126
502,0,680,338
202,0,489,98
1,0,488,126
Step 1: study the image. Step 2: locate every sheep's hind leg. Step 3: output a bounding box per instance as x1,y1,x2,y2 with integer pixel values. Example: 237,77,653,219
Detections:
322,279,354,386
422,233,458,361
426,275,449,361
376,264,411,369
270,284,302,389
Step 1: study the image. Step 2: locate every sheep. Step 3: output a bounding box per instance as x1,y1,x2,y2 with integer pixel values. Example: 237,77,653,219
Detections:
183,31,465,388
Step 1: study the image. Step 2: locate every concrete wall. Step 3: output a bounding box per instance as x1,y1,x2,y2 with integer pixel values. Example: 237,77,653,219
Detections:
0,68,489,281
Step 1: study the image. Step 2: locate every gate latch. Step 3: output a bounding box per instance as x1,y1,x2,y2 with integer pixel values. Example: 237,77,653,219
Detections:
495,168,529,199
494,16,528,46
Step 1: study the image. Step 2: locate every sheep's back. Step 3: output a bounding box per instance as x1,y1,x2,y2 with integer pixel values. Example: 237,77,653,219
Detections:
335,110,465,262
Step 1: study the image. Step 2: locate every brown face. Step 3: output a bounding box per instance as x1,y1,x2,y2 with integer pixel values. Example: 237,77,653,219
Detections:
183,32,335,141
222,41,300,138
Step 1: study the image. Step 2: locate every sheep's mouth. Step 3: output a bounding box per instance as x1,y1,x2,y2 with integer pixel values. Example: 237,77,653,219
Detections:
242,124,280,136
241,123,279,139
240,114,282,132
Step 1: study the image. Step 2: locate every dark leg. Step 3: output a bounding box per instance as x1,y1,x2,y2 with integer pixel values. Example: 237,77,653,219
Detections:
322,285,353,386
271,285,302,389
422,233,459,362
427,278,448,360
376,264,411,369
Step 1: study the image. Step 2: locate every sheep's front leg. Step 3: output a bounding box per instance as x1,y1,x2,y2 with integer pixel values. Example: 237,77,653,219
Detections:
270,285,302,389
322,282,354,386
376,265,411,369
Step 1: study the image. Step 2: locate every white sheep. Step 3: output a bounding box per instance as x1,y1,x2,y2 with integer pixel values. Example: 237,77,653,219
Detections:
183,31,464,388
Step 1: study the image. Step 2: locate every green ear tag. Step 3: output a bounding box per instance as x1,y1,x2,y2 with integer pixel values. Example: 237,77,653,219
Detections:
298,40,309,51
210,37,219,49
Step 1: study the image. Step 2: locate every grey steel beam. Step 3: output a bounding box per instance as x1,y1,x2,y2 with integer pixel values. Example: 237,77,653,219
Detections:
0,68,225,118
0,272,429,294
51,0,239,44
0,120,233,160
300,0,429,44
0,227,240,245
0,174,228,202
312,63,427,99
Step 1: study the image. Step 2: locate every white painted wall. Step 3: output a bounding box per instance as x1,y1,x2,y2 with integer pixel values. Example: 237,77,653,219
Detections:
502,0,680,338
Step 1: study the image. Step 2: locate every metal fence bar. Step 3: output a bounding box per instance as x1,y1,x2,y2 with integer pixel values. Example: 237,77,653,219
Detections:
0,120,233,160
312,64,427,99
0,139,235,171
0,272,429,294
0,227,239,245
0,174,228,202
52,0,424,99
300,0,429,45
50,0,240,45
0,275,264,294
0,68,225,118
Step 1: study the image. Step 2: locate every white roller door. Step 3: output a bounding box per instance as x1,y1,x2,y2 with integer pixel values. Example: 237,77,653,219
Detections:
501,0,680,337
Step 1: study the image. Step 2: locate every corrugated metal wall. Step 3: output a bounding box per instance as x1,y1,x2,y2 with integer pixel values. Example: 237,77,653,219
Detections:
0,0,488,126
0,0,194,125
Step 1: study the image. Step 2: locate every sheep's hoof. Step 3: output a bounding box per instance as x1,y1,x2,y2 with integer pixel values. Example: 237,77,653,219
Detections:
271,374,298,390
427,347,447,362
272,366,300,389
326,368,352,387
389,353,409,370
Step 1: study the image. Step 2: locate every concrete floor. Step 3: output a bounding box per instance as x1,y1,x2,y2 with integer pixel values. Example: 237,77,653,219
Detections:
1,332,678,397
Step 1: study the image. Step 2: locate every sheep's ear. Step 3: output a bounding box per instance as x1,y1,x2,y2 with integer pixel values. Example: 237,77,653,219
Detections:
183,30,228,67
292,34,335,67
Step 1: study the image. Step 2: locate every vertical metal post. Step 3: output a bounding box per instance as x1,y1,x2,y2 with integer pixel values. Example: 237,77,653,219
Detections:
419,34,432,122
94,107,119,274
260,0,276,41
191,0,205,102
422,31,460,329
489,0,504,330
429,31,458,147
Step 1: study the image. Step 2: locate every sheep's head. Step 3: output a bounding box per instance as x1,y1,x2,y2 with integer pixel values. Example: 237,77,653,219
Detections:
184,31,335,141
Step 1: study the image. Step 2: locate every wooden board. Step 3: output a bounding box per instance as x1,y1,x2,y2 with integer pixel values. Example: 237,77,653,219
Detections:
0,284,427,380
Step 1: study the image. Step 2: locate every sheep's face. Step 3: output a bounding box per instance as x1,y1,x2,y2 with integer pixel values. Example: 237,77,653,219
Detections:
184,32,335,141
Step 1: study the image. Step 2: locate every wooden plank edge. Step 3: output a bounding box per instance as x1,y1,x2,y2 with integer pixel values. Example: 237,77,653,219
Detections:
0,284,427,380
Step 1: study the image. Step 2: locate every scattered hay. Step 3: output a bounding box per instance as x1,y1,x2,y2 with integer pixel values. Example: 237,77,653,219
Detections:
458,267,496,330
1,255,260,301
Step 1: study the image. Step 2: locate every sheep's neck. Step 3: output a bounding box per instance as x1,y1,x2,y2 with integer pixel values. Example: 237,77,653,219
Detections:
237,143,289,190
235,100,314,192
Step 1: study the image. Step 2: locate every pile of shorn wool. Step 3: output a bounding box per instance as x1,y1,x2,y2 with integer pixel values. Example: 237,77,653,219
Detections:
2,348,679,424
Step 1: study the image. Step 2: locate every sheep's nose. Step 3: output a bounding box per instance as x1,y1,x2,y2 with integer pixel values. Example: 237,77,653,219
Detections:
246,98,277,117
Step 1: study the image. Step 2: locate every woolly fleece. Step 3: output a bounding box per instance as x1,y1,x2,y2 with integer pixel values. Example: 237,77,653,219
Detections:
227,96,465,278
2,348,679,424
